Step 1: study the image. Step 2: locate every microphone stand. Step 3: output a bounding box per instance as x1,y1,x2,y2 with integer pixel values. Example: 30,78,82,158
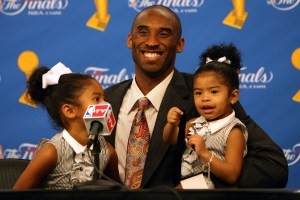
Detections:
74,133,121,190
92,138,100,180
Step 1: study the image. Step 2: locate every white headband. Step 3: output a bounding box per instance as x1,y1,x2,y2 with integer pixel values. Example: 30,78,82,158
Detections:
206,56,231,65
42,62,72,89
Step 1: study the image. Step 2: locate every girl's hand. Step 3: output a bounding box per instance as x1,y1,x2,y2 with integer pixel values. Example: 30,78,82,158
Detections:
167,107,184,126
186,134,208,157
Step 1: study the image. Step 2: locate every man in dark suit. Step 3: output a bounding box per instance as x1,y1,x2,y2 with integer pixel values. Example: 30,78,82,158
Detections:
104,5,288,188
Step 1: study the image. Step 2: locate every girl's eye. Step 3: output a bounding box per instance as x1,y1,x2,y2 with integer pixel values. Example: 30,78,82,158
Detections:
211,90,218,94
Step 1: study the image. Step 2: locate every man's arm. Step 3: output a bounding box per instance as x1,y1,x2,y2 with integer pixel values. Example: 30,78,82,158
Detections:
233,101,288,188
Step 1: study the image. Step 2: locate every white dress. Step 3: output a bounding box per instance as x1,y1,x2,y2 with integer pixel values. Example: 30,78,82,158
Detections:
181,111,248,188
37,129,110,189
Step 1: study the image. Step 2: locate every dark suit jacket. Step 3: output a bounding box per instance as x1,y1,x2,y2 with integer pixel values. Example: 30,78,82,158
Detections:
234,102,288,188
104,70,197,188
104,69,288,188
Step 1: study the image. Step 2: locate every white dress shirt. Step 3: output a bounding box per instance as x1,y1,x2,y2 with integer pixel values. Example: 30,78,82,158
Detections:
115,71,174,183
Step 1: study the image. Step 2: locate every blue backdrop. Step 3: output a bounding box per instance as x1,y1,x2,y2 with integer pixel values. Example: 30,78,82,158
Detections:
0,0,299,189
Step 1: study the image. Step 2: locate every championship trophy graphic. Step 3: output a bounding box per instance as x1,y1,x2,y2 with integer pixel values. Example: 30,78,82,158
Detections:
223,0,248,29
18,50,39,107
86,0,110,32
291,48,300,103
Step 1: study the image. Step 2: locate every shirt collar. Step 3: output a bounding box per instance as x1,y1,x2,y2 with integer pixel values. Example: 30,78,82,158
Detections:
62,129,86,154
192,110,236,134
126,70,174,113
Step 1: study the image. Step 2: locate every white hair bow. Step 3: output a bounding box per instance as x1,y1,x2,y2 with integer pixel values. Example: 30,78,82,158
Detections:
206,56,231,64
42,62,72,89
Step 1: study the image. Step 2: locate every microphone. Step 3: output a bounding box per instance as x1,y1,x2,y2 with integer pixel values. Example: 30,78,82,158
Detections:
75,102,124,191
83,102,116,149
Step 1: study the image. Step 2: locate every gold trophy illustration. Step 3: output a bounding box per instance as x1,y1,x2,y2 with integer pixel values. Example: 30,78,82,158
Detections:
291,48,300,103
86,0,110,32
18,51,39,107
223,0,248,29
293,90,300,103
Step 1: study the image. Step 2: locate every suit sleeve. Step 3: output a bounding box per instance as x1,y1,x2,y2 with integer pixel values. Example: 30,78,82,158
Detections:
233,101,288,188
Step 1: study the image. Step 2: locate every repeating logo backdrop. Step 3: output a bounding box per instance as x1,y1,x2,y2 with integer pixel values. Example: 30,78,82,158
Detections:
0,0,299,189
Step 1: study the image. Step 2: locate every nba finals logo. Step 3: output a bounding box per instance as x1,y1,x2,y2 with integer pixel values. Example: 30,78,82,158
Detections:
267,0,300,11
223,0,248,29
0,0,68,16
86,0,110,32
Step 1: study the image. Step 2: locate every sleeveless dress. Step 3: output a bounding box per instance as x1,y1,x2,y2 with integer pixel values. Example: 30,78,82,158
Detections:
37,129,110,189
181,111,248,188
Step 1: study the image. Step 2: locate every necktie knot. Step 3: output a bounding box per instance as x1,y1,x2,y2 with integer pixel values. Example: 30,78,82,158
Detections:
138,97,149,111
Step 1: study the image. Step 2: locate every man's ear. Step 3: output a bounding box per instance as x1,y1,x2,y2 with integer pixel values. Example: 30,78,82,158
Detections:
176,37,185,53
230,89,240,104
61,104,75,119
127,33,133,49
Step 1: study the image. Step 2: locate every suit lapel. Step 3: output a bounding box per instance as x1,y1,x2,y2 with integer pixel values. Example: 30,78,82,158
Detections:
105,80,132,147
141,70,193,186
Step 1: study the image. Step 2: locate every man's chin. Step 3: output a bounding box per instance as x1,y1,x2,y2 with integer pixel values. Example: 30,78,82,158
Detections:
143,70,162,78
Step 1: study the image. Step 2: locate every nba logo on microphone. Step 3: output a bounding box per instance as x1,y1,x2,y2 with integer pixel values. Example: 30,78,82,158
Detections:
87,104,109,117
84,102,116,135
